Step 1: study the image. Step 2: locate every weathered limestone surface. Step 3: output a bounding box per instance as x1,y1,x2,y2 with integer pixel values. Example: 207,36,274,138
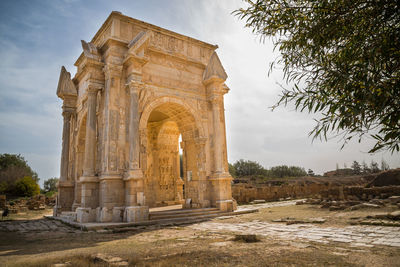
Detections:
56,11,233,223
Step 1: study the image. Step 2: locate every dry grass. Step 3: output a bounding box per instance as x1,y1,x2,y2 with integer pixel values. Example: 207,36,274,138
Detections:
1,208,53,221
1,205,400,267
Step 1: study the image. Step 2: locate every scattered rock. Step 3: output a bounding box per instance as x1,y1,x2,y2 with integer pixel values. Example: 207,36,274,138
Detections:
52,262,72,267
329,206,345,211
387,210,400,220
92,253,128,266
349,203,380,210
369,199,385,206
233,234,260,243
389,196,400,204
272,217,325,224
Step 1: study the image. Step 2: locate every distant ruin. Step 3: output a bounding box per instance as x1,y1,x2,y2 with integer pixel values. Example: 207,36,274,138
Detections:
56,12,233,223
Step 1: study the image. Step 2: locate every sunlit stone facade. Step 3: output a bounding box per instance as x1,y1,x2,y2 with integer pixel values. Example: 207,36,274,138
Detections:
56,11,233,223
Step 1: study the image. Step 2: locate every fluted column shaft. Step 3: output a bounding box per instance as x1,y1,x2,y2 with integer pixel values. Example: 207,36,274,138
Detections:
128,83,141,170
211,96,224,174
83,89,98,177
60,109,73,181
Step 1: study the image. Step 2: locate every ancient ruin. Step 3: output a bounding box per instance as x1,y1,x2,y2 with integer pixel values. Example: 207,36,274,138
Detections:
55,11,234,223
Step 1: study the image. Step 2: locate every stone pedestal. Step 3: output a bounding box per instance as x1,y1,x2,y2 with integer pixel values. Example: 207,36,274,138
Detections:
124,206,149,223
216,200,233,212
76,207,97,223
57,181,74,212
124,169,144,205
112,207,125,222
210,174,233,211
98,207,113,222
80,176,99,208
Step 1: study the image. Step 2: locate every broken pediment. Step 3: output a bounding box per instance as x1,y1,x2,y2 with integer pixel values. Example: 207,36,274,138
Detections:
81,40,101,61
203,52,227,82
57,66,77,99
128,30,152,56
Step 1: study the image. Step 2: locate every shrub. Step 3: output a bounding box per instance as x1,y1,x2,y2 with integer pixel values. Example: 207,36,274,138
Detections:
14,176,40,197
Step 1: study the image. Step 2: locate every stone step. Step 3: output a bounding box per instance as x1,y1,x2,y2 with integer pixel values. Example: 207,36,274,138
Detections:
150,207,219,215
59,211,77,222
149,208,221,220
47,208,258,231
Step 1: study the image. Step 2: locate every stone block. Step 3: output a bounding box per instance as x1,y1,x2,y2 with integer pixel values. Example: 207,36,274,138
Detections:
76,207,96,223
112,207,125,222
124,206,149,223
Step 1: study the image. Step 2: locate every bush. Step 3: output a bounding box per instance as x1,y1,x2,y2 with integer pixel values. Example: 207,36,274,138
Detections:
43,177,59,193
234,159,266,177
14,176,40,197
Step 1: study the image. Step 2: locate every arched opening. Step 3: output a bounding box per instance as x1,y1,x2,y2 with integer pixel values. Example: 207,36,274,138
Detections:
142,101,205,208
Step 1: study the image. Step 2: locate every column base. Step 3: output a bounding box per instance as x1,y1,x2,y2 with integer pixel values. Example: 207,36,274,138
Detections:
216,200,234,212
124,206,149,223
57,181,75,212
125,169,143,180
76,207,97,223
112,207,125,222
98,207,113,222
72,202,81,211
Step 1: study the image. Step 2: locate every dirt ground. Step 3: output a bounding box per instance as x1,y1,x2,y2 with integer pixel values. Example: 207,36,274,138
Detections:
0,204,399,267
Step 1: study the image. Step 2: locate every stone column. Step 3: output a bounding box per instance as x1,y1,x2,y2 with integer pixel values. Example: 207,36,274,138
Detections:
83,88,97,178
57,107,75,212
98,64,125,223
124,80,148,223
128,81,142,174
77,86,100,223
206,82,233,212
210,96,224,175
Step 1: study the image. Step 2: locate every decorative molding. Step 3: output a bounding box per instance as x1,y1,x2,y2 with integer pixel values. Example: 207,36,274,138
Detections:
81,40,101,61
57,66,78,99
203,52,227,84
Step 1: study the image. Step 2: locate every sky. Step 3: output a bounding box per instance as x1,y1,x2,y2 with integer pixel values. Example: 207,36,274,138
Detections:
0,0,398,186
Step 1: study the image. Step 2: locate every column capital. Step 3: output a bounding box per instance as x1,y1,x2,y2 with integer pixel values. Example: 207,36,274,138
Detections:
208,94,223,105
87,84,103,94
127,80,145,95
62,108,75,118
103,63,123,80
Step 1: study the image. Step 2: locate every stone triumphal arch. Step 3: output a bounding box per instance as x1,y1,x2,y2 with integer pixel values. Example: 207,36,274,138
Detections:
56,12,233,223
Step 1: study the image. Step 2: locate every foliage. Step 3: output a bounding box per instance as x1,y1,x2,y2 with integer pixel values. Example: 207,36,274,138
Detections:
234,0,400,153
233,159,266,177
0,153,39,183
268,165,307,178
381,159,390,171
228,163,237,177
43,177,59,193
351,161,361,175
370,160,380,173
231,159,307,178
14,176,40,197
307,169,315,176
0,154,40,196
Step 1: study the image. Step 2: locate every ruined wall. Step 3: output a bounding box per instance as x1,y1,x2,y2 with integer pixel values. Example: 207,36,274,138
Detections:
232,176,372,203
232,182,333,203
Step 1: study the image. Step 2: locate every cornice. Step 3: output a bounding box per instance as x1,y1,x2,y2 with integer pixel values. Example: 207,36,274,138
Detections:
91,11,218,51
